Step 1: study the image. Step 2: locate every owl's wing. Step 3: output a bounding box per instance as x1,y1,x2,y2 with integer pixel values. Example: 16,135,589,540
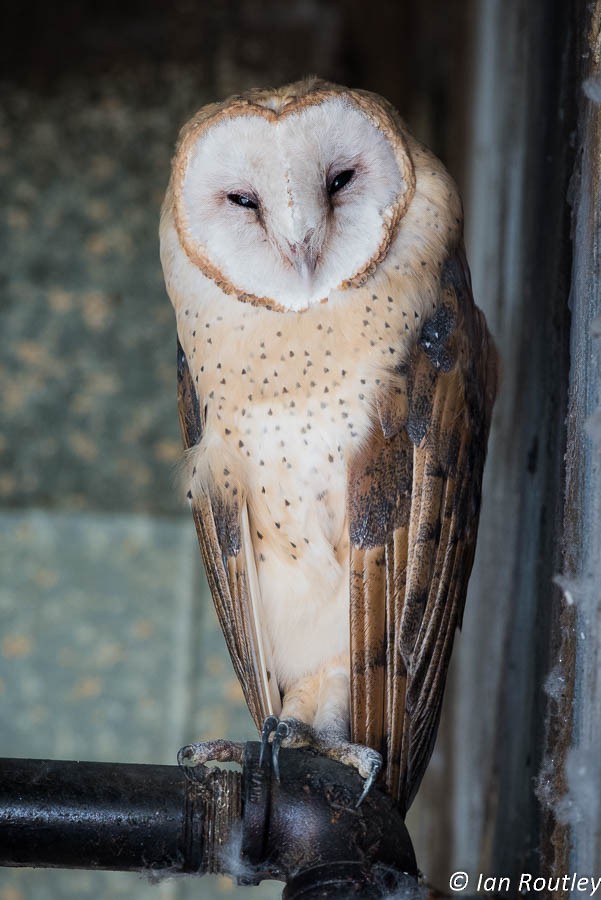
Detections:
348,245,498,815
177,341,280,729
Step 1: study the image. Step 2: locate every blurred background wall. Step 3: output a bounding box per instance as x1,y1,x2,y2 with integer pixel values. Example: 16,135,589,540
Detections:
1,1,599,898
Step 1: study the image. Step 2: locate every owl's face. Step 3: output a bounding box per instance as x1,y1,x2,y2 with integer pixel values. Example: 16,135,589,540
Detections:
169,88,415,311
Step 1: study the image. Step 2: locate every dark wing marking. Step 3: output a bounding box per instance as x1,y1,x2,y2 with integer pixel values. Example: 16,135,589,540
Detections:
177,340,278,730
348,245,498,815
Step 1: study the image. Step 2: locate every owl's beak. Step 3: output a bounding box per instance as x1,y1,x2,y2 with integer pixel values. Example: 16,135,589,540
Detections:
290,247,318,280
285,230,319,280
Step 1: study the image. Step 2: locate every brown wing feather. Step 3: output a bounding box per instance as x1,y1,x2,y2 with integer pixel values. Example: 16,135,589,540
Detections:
348,245,498,815
177,341,276,730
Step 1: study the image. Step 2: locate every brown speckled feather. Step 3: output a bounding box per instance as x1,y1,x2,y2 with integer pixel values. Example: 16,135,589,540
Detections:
348,245,497,815
177,341,277,729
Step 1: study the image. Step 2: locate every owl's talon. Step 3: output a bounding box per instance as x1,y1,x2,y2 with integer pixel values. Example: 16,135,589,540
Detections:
259,715,279,767
272,721,290,782
178,744,194,767
178,744,209,784
355,755,382,808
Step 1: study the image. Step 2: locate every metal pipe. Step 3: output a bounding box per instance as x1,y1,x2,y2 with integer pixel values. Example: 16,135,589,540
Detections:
0,757,213,873
0,744,418,898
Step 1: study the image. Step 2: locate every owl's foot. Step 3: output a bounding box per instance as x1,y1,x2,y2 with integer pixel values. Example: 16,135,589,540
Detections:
177,738,245,783
259,715,382,807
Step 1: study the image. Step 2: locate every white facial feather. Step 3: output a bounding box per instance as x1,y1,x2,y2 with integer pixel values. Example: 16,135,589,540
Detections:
179,98,404,310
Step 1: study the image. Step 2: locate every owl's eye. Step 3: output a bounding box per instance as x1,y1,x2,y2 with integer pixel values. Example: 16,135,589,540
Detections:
328,169,355,196
227,192,259,210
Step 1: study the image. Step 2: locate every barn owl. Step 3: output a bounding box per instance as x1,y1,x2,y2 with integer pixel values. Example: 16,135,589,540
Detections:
160,78,497,814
